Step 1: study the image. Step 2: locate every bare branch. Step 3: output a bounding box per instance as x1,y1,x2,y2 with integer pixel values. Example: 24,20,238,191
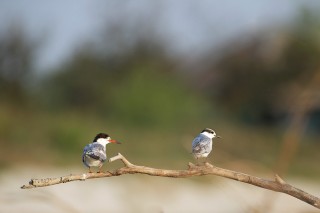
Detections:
21,153,320,209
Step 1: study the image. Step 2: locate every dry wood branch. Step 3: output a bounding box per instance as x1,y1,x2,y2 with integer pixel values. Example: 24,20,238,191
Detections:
21,153,320,209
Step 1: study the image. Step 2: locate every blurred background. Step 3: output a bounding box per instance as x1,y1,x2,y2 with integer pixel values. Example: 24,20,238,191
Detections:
0,0,320,212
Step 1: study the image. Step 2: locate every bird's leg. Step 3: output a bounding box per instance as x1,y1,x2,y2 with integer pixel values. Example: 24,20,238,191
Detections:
201,158,206,165
197,157,207,166
204,157,209,164
196,157,201,166
88,167,93,173
204,158,213,167
98,165,103,173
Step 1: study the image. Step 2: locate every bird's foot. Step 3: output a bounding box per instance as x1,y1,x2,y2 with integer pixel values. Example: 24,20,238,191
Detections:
204,162,214,168
98,167,104,173
195,159,201,167
195,162,205,167
188,162,196,170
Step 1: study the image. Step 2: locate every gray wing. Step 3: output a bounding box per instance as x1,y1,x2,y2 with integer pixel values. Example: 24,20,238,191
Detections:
192,135,212,154
83,143,106,162
82,144,90,163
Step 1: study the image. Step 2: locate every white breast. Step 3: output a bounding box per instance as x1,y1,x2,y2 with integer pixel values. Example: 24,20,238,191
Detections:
84,156,103,167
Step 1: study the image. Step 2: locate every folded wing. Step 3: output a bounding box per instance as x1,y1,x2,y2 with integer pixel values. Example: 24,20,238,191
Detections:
192,135,211,154
82,143,106,162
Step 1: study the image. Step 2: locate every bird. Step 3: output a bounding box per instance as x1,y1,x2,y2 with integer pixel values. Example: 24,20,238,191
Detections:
82,133,121,173
192,128,220,164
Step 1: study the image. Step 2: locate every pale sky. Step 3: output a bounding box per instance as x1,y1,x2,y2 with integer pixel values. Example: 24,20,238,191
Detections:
0,0,319,72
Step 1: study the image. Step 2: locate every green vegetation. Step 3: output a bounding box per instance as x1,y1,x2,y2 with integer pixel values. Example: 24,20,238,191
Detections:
0,11,319,180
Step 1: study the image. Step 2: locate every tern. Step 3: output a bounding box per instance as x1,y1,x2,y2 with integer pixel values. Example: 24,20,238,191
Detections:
192,128,220,164
82,133,120,173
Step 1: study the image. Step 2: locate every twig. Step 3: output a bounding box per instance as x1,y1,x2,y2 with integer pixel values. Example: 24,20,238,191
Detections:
21,153,320,209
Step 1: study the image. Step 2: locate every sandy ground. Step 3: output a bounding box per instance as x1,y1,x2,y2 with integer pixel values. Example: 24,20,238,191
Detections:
0,167,319,213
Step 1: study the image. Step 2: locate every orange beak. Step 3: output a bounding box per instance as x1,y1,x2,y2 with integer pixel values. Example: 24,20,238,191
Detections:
109,139,121,144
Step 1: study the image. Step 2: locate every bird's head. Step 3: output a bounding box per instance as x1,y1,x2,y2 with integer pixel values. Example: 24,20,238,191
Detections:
93,133,121,145
201,128,221,139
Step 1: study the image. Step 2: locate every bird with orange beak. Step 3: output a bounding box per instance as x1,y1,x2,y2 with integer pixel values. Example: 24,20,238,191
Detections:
82,133,121,173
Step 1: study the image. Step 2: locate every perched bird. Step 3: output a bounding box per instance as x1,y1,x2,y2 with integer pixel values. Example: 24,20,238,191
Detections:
192,128,220,164
82,133,121,173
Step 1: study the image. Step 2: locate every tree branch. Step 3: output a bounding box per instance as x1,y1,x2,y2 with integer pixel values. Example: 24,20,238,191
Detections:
21,153,320,209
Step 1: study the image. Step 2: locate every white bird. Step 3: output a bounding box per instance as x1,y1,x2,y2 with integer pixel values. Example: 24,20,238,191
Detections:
82,133,120,173
192,128,220,164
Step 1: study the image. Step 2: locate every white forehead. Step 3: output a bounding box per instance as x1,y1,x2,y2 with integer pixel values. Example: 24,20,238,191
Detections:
201,131,216,138
96,137,111,144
